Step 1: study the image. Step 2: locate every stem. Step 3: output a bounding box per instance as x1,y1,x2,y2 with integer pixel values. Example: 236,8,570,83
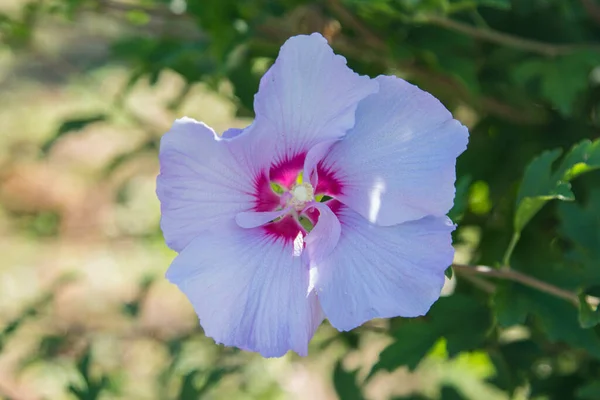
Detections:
457,271,496,294
423,15,600,57
502,232,520,266
453,264,600,307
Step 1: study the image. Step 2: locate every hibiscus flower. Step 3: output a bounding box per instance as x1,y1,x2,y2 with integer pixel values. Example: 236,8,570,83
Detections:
157,33,469,357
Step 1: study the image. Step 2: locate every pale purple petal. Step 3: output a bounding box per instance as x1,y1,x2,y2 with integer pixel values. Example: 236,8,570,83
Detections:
304,202,341,264
321,75,469,226
253,33,378,162
303,140,338,187
236,207,291,229
166,223,323,357
221,127,244,139
156,118,256,252
314,204,455,331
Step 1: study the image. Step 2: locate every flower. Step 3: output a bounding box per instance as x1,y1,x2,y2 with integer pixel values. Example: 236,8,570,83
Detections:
156,33,469,357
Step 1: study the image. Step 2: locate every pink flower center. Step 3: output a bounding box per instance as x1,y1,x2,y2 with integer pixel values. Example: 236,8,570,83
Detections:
253,153,343,240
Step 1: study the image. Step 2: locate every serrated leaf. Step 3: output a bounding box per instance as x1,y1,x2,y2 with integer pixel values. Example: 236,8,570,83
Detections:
512,52,600,116
556,139,600,181
514,149,572,233
515,184,574,232
370,295,491,376
558,190,600,282
510,139,600,261
333,361,365,400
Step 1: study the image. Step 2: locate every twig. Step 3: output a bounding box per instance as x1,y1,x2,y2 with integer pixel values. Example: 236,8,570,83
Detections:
328,37,547,124
424,15,600,57
453,264,600,308
457,271,496,294
325,0,386,50
313,2,548,124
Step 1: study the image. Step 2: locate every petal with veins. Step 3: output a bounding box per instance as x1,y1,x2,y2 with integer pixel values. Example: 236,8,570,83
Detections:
166,223,323,357
322,75,469,226
315,205,455,331
252,33,378,163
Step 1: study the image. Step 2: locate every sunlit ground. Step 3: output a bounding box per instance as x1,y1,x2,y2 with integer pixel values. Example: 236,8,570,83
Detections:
0,2,513,399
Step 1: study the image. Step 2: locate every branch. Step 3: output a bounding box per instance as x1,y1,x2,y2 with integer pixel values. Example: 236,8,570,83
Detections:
453,264,600,308
457,271,496,294
328,37,547,124
316,2,548,124
424,15,600,57
325,0,386,50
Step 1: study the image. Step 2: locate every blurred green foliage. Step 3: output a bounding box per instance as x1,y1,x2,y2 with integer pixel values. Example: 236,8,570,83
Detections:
3,0,600,399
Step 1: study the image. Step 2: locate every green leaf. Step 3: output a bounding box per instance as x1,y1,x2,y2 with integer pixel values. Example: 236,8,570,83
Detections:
493,283,530,327
557,189,600,284
448,175,471,222
41,114,107,154
509,139,600,262
125,10,150,25
178,370,202,400
69,347,111,400
489,340,543,393
0,280,68,351
468,180,492,215
578,294,600,329
577,381,600,400
370,295,491,376
514,149,572,233
435,295,492,356
370,321,438,374
440,385,467,400
493,284,600,358
177,367,235,399
121,275,155,318
513,52,600,116
197,368,236,396
477,0,511,9
555,139,600,181
445,266,454,279
333,361,365,400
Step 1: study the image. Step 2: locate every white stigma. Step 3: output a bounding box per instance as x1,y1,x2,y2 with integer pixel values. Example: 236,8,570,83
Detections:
290,182,314,209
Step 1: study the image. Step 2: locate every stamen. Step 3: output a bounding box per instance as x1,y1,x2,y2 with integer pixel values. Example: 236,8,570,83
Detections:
290,182,314,210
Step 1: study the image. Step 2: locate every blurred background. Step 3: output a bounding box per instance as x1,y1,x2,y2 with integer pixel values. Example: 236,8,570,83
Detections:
1,0,600,399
